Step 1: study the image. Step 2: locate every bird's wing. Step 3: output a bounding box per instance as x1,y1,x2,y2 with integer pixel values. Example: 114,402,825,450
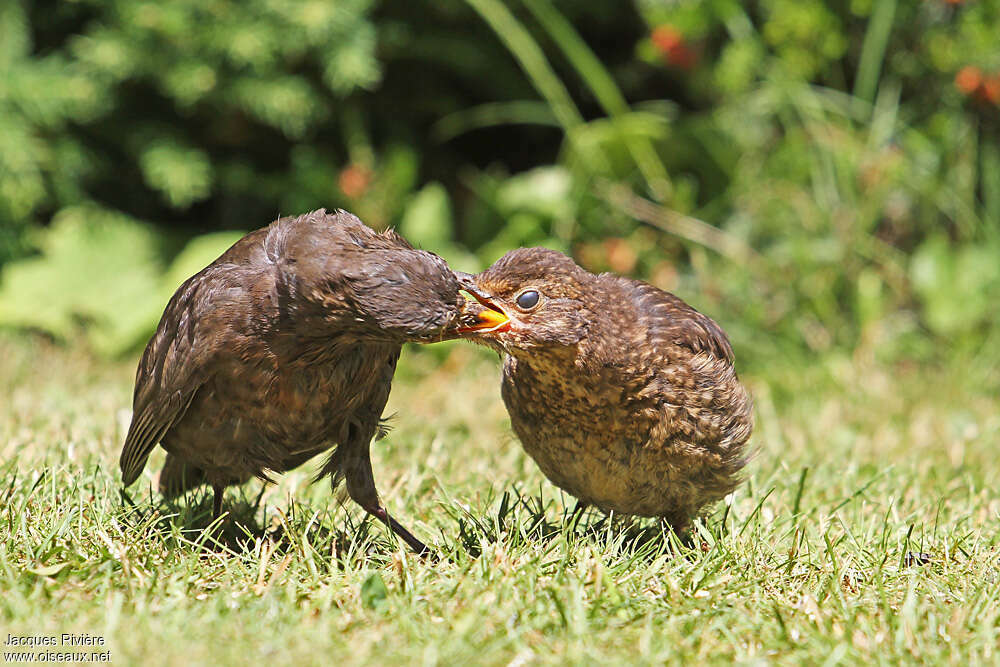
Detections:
628,279,734,362
119,264,251,485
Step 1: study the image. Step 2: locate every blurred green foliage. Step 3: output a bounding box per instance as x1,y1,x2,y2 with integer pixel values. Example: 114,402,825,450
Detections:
0,205,244,355
0,0,997,368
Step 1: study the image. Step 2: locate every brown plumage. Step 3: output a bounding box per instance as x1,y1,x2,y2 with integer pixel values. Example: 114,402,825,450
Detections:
453,248,753,531
120,209,465,554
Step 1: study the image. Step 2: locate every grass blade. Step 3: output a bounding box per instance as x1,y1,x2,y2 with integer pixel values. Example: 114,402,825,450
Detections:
432,101,559,142
853,0,897,105
520,0,672,200
464,0,602,172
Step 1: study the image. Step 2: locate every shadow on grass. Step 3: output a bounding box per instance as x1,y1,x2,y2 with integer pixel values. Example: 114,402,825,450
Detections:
118,483,709,566
117,484,425,564
119,485,271,553
441,486,702,564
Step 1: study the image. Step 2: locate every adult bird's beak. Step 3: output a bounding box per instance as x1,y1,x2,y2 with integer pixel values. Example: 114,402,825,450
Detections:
451,273,511,334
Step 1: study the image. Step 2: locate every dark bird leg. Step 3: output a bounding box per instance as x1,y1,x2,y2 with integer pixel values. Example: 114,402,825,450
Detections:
251,483,267,514
343,447,430,556
212,484,225,520
369,506,430,556
568,500,589,531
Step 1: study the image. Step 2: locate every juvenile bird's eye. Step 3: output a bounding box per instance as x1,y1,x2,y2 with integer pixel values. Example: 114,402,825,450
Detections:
516,289,540,310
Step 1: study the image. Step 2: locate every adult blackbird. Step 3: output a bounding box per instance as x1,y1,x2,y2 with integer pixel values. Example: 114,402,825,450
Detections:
120,209,464,554
453,248,753,532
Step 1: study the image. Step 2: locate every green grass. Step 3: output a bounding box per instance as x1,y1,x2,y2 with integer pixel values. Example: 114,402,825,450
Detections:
1,333,999,665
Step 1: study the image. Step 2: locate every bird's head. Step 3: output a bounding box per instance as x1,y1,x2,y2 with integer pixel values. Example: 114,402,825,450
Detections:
450,247,592,355
346,247,465,343
282,212,465,344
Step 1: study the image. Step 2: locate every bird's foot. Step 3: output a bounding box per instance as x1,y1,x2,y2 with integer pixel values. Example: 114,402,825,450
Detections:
368,506,433,558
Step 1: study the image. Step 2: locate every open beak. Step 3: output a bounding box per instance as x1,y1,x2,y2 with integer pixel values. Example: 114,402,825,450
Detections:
452,274,511,335
458,298,510,333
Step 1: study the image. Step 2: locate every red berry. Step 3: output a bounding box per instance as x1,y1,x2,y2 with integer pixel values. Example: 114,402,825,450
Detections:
979,75,1000,105
338,164,373,199
651,25,697,70
955,66,982,95
651,25,682,53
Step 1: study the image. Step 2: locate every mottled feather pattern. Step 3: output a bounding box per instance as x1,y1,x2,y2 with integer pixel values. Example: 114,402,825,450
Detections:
463,247,753,529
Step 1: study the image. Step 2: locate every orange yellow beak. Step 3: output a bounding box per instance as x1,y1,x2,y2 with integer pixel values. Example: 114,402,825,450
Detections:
469,305,510,330
454,291,511,334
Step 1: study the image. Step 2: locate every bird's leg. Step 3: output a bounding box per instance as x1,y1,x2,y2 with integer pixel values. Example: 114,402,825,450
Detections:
343,448,432,557
568,499,589,532
368,506,430,556
212,484,225,520
251,483,267,514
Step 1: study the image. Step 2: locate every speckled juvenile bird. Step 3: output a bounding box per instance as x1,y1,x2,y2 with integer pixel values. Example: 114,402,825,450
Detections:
453,248,753,532
120,209,464,554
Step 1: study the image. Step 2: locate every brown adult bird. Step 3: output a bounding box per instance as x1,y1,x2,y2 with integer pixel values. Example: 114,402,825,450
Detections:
453,248,753,532
120,209,464,554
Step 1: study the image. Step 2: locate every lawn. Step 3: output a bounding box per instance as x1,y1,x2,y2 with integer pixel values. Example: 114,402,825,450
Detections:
1,333,998,664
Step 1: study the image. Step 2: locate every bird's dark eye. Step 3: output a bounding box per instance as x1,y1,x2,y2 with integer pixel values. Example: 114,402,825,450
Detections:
515,289,540,310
